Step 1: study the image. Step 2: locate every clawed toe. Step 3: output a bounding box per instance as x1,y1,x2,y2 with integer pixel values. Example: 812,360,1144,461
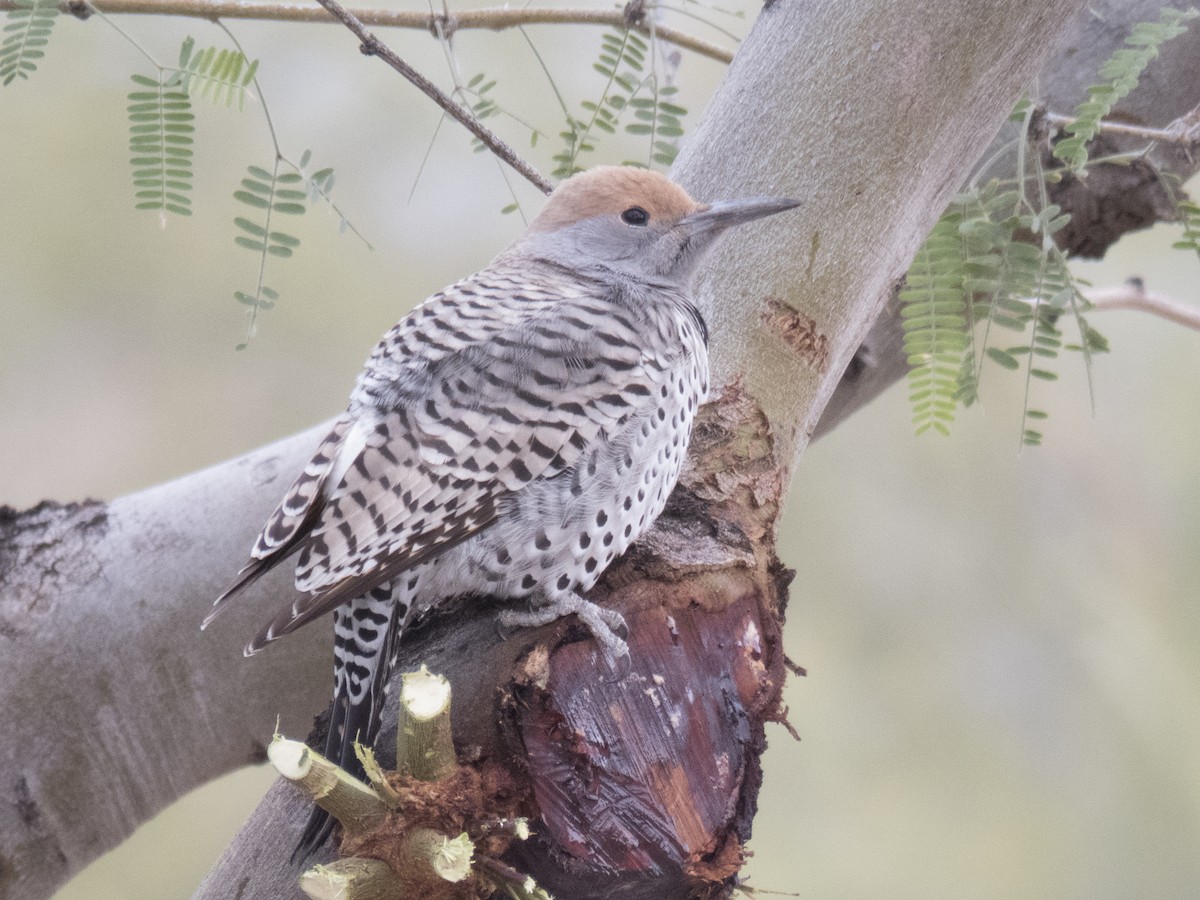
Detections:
600,644,632,681
499,592,630,678
600,608,629,640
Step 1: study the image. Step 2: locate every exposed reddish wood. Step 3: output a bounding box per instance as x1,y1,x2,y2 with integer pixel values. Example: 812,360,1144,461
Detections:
201,386,794,899
520,594,771,862
497,385,791,898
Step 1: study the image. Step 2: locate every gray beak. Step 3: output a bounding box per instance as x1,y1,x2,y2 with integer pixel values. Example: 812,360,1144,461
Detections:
680,195,801,233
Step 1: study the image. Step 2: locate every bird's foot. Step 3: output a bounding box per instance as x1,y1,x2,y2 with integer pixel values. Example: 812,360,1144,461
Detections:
500,592,630,678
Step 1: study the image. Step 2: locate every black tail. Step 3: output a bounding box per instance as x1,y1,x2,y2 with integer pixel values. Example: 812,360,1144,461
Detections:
291,586,405,862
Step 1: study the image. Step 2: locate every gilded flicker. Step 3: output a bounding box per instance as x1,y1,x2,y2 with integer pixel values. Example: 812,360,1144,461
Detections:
202,165,798,855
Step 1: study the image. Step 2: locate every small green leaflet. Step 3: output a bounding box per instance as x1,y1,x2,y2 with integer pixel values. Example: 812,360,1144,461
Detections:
553,29,687,178
173,36,259,109
127,73,196,218
1053,7,1196,173
1,0,57,87
232,161,307,347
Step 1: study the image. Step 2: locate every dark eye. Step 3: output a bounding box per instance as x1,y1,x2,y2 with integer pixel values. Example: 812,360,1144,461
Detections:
621,206,650,226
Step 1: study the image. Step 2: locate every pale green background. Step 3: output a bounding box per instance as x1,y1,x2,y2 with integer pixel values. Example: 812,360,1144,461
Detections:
1,4,1198,898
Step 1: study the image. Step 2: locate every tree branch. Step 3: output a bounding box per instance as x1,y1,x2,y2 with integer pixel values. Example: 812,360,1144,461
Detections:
312,0,552,195
1082,279,1200,330
29,0,737,63
198,0,1091,894
673,0,1091,480
1043,106,1200,148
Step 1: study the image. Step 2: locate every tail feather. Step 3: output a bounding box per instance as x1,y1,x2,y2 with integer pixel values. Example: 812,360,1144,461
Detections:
291,583,406,862
201,556,278,631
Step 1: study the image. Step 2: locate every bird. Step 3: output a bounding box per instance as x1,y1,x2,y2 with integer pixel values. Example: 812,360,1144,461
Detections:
201,165,799,858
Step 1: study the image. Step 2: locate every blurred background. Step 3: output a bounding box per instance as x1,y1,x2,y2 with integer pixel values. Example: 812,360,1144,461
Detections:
1,2,1198,897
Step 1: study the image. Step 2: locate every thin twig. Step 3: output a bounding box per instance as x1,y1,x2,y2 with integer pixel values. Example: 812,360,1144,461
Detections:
475,854,538,886
1081,279,1200,331
43,0,736,63
314,0,553,194
1043,108,1200,148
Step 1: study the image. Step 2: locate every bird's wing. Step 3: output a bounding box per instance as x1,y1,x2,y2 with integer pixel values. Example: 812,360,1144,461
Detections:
248,272,680,648
201,418,350,629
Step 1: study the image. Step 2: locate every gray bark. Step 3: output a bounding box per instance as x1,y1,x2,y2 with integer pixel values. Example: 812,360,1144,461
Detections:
0,429,332,899
816,0,1200,436
3,0,1197,897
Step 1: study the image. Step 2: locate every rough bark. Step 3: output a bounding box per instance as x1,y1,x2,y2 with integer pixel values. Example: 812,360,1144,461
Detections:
0,432,332,899
7,0,1199,897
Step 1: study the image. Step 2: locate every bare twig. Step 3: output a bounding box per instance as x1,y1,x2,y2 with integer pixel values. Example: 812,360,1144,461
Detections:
1082,279,1200,331
1044,108,1200,149
38,0,736,63
312,0,553,194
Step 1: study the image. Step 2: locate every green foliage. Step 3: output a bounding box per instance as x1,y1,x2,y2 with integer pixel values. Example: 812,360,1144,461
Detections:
173,36,259,109
625,89,686,167
233,165,305,256
458,72,550,215
552,28,687,177
900,214,970,437
900,179,1104,445
1174,197,1200,263
232,161,307,348
1,0,57,86
298,149,335,202
295,147,369,246
903,5,1200,445
1052,6,1196,173
127,73,195,218
463,73,546,162
117,26,361,343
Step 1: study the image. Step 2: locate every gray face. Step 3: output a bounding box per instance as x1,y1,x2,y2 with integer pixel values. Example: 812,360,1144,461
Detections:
522,195,802,286
528,212,700,283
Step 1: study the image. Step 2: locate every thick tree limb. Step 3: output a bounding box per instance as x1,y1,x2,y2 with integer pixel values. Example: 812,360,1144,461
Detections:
0,430,332,900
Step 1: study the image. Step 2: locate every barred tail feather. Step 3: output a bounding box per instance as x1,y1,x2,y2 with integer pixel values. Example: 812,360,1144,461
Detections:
292,583,405,861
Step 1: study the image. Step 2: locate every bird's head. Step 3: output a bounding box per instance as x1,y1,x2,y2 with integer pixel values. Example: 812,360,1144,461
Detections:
519,166,800,284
